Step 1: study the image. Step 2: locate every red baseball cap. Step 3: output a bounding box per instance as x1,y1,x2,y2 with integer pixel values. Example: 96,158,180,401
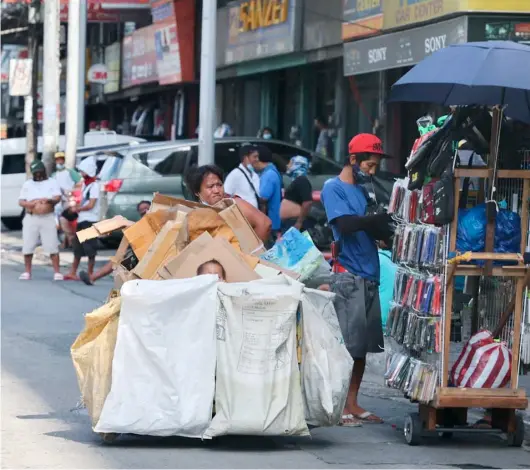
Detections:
348,133,390,158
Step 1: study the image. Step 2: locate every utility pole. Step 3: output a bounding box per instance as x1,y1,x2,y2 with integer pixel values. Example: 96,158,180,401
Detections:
25,0,40,176
198,0,217,166
42,0,61,174
65,0,87,169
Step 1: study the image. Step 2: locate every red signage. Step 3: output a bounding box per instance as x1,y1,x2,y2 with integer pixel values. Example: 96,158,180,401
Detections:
121,25,158,88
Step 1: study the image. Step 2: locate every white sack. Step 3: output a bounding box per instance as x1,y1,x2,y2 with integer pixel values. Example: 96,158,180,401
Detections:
300,288,353,426
95,276,218,437
205,281,309,437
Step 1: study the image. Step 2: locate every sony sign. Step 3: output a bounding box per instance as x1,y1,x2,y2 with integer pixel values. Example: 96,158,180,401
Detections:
424,34,446,54
368,47,387,64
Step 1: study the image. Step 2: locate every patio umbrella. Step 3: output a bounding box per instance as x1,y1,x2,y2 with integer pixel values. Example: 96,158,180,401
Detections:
389,41,530,123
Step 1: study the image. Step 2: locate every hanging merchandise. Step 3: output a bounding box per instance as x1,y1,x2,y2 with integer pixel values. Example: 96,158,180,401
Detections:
388,179,421,224
456,204,521,257
391,224,444,268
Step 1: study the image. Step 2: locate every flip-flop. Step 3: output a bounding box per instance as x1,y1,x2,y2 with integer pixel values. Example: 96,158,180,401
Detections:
353,411,384,424
19,272,31,281
79,271,93,286
53,273,64,281
340,414,362,427
63,274,79,281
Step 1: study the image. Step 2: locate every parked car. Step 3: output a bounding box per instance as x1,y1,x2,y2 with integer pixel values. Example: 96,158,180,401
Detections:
79,137,399,251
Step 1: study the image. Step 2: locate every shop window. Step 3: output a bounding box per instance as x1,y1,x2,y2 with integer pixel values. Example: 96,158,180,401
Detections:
142,147,190,176
215,143,240,173
1,154,26,175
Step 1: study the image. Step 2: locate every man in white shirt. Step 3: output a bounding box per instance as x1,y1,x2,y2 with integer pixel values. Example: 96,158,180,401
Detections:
224,144,262,209
65,157,101,281
18,160,63,281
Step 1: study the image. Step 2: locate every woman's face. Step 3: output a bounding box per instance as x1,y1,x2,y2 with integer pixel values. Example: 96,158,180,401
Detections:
199,172,224,205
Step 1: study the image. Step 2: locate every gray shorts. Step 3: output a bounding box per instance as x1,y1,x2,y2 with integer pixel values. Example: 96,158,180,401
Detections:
330,272,384,359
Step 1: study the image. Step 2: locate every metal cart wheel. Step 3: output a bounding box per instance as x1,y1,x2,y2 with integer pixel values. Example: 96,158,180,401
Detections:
404,413,424,446
506,414,525,447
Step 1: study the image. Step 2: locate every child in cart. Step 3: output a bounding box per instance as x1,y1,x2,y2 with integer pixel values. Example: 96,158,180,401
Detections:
197,260,226,282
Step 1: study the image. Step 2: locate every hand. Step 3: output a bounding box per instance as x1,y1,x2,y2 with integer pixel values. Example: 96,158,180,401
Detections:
26,201,36,209
378,240,388,249
318,284,330,291
294,221,303,231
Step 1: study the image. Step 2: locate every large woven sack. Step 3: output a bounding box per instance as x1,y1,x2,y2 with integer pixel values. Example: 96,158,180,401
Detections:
71,296,121,428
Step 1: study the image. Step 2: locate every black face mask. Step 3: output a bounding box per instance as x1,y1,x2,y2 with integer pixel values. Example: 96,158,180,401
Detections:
33,172,46,182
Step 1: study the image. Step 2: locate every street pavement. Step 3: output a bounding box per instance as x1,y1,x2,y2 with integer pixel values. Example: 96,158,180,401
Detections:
1,230,530,469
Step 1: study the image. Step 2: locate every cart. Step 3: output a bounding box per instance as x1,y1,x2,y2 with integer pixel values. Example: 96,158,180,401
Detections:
403,157,529,447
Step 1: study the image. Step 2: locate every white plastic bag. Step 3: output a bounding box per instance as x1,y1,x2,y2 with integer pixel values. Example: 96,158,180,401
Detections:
300,288,353,426
205,281,309,437
95,276,218,438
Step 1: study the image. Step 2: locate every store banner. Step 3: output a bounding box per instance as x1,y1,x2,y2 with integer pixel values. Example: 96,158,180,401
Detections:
104,42,121,94
121,25,158,89
221,0,301,66
1,45,27,83
343,0,383,40
344,16,467,76
383,0,459,30
151,0,182,85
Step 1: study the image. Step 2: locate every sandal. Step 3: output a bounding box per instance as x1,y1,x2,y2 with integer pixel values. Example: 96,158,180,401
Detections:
340,414,362,427
79,271,93,286
53,273,64,281
352,411,384,424
19,272,31,281
64,273,79,281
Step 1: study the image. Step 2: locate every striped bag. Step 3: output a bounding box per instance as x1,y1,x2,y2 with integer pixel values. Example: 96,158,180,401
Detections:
450,330,511,388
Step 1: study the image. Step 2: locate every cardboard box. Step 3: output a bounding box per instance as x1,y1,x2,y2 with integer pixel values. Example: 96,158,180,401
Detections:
164,236,261,283
216,199,264,255
113,265,138,290
77,216,134,243
150,193,206,213
258,259,301,280
132,220,182,279
123,210,175,260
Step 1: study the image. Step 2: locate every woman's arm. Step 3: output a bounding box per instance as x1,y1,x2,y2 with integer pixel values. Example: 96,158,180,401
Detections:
234,197,272,242
76,198,97,212
295,201,312,230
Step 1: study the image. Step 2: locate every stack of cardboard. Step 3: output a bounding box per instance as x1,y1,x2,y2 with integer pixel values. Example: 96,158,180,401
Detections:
77,193,299,288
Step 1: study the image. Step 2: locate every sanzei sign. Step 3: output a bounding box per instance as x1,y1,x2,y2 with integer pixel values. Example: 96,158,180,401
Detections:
222,0,300,65
344,16,467,76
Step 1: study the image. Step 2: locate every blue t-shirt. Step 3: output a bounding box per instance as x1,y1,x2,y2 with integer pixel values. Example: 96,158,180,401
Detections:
260,163,282,231
321,177,380,283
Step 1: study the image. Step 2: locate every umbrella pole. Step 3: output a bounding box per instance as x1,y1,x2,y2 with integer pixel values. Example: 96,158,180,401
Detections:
484,105,504,276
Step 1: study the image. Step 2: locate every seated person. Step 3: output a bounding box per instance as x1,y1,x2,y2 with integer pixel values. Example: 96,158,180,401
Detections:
196,259,226,282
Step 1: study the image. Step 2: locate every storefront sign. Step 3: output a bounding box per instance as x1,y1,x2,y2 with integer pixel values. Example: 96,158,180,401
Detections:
344,16,468,76
383,0,458,30
104,42,121,94
343,0,383,40
1,45,27,83
121,25,158,88
9,59,32,96
87,64,108,84
221,0,300,65
151,0,182,85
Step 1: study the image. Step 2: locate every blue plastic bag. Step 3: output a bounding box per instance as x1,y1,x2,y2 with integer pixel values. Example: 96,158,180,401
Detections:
378,250,397,327
456,204,521,260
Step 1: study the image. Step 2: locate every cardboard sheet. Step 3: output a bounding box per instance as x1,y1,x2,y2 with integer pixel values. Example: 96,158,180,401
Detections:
77,216,134,243
132,220,183,279
163,236,260,283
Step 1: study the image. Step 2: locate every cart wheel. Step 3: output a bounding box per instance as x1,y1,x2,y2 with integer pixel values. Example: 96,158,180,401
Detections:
404,413,423,446
100,432,120,444
507,414,524,447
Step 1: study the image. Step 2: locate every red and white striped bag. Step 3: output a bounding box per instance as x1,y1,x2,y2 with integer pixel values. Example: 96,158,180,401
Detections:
450,330,512,388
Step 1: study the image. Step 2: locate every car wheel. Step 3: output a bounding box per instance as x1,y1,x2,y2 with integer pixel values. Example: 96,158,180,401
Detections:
1,216,23,231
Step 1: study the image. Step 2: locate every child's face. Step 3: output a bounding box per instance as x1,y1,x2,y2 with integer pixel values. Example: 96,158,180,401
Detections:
200,263,226,281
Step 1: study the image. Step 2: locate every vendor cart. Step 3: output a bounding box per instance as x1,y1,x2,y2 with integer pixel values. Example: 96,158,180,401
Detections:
387,41,530,446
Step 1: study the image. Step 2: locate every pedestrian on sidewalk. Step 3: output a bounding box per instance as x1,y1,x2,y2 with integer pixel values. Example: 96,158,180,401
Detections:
321,133,393,427
223,143,263,210
51,151,82,249
18,160,64,281
314,116,334,160
79,200,151,286
65,157,100,281
252,145,282,244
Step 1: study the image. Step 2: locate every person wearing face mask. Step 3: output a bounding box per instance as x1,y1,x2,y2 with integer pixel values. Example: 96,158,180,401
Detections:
185,164,271,242
223,144,264,211
51,152,82,248
259,127,274,140
321,133,393,428
18,160,63,281
280,156,313,233
65,157,101,281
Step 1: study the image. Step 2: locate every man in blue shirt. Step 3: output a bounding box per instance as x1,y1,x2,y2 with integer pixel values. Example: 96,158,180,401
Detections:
321,133,393,427
253,145,282,243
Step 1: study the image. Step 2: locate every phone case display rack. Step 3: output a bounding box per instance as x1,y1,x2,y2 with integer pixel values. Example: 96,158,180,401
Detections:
387,155,529,447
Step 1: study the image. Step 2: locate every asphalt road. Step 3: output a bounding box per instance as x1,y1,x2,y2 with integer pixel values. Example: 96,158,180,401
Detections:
1,233,529,469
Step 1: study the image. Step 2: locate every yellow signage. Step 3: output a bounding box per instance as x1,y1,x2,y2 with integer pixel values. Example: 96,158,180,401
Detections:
238,0,289,33
383,0,530,30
